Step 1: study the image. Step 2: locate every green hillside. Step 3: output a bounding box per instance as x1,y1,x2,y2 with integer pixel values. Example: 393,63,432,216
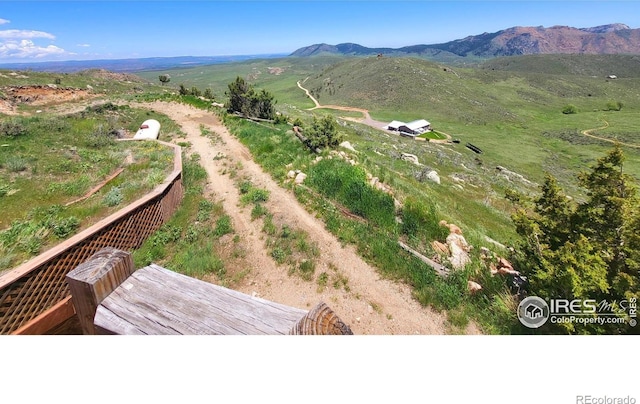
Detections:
291,55,640,189
136,53,640,194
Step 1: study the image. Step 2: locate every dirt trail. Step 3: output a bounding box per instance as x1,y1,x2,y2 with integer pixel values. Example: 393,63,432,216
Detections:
136,101,480,335
296,79,452,143
581,119,640,149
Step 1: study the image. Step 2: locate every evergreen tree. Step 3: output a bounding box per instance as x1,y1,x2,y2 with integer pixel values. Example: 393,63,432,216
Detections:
510,145,639,333
225,77,275,120
225,76,252,115
305,115,343,149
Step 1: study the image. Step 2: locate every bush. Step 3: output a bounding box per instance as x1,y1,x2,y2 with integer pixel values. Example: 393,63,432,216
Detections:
49,216,80,239
103,186,123,207
213,215,233,237
605,101,623,111
305,115,343,149
562,104,577,114
5,157,28,172
0,119,27,138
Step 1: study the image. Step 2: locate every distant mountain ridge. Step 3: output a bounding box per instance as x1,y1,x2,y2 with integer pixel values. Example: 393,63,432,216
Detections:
0,54,288,73
290,23,640,58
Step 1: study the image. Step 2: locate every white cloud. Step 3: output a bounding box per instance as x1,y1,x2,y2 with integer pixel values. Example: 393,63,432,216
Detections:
0,39,65,59
77,43,91,48
0,29,56,39
0,28,69,60
0,19,10,25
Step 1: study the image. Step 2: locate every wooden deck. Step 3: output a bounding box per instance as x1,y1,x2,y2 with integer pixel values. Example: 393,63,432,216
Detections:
96,264,308,335
66,248,353,335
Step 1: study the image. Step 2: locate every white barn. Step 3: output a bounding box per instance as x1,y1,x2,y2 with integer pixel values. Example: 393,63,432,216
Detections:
385,120,405,131
398,119,431,135
385,119,431,135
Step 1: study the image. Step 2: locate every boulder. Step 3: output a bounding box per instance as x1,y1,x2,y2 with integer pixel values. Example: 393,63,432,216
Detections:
439,220,462,235
446,233,471,269
340,141,357,152
294,172,307,184
401,153,420,165
426,170,440,184
467,280,482,293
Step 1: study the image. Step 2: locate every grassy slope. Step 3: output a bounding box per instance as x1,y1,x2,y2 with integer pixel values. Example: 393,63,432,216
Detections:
134,53,640,240
0,70,183,270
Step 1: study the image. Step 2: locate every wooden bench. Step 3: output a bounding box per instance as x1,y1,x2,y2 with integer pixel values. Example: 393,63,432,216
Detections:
66,248,352,335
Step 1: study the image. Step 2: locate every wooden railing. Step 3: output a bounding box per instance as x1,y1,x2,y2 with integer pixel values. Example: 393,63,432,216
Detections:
0,139,183,335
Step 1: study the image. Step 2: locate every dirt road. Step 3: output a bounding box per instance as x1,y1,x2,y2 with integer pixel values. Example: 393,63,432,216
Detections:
296,80,452,143
138,101,480,335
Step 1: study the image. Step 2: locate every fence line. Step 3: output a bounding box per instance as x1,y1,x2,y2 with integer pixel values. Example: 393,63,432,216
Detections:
0,139,183,335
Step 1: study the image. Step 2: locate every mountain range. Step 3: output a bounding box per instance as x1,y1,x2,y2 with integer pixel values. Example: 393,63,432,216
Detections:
290,23,640,59
1,24,638,73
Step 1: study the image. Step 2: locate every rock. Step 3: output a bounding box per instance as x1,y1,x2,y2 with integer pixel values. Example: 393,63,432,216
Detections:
468,280,482,293
480,247,493,260
496,257,519,275
439,220,462,235
294,172,307,184
401,153,420,165
287,170,296,179
340,141,357,152
426,170,440,184
484,236,506,250
447,233,471,269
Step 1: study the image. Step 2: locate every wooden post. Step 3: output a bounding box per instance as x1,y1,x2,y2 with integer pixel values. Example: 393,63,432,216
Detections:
66,247,135,335
289,302,353,335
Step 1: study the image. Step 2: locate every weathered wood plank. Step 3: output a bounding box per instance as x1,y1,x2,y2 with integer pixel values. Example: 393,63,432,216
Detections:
398,240,449,277
95,264,308,335
66,248,135,335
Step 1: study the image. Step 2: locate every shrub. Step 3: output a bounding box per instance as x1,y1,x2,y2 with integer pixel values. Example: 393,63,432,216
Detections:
562,104,577,114
213,215,233,237
49,216,80,239
0,183,10,197
605,101,623,111
240,187,270,205
103,186,123,207
5,157,28,172
0,119,27,138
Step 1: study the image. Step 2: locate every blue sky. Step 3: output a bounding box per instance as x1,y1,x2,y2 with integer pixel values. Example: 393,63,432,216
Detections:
1,1,639,62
